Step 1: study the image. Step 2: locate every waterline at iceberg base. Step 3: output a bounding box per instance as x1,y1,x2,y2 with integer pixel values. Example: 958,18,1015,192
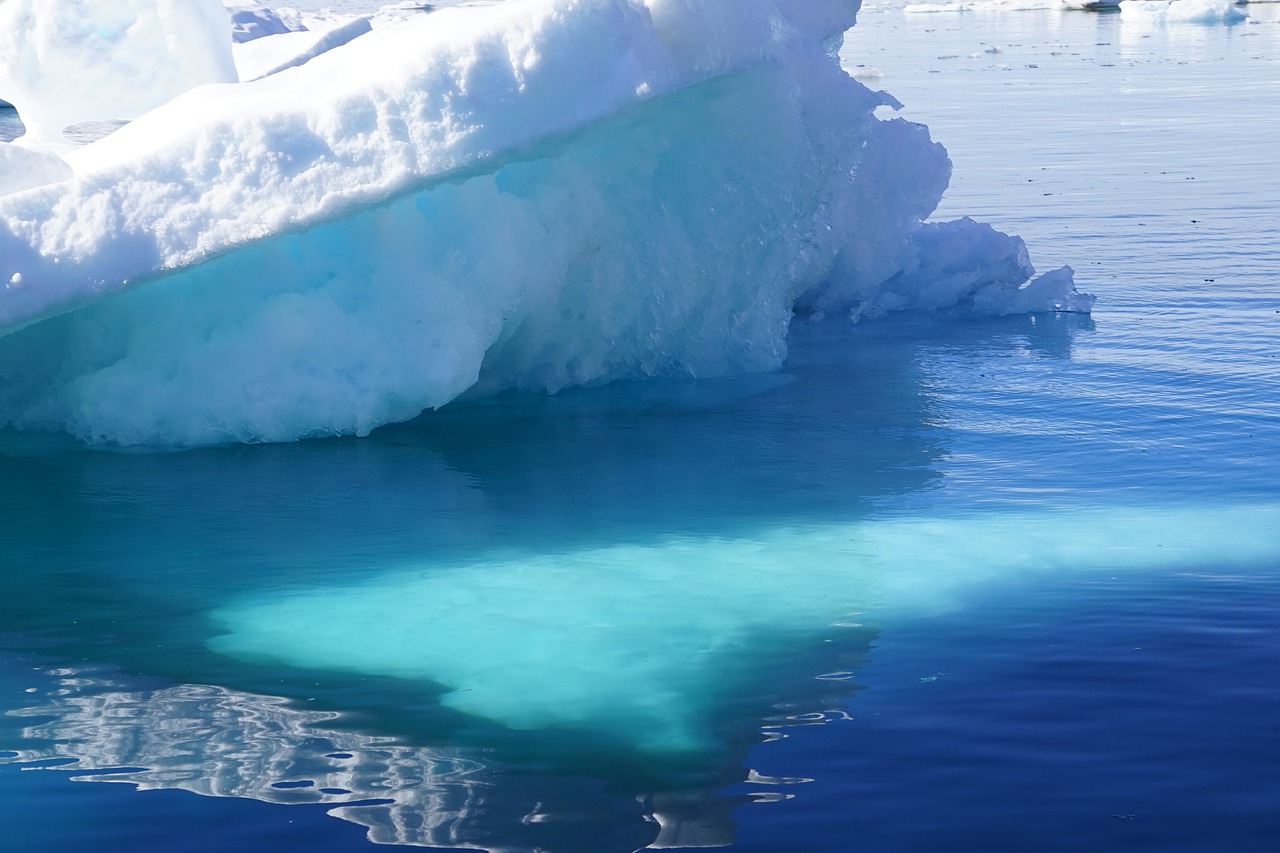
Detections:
0,0,1088,447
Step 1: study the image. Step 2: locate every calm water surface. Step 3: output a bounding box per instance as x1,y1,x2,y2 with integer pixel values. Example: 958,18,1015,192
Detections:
2,5,1279,852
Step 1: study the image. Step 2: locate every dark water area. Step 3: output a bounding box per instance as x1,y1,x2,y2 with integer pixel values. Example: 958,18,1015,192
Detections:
3,5,1280,853
0,103,23,143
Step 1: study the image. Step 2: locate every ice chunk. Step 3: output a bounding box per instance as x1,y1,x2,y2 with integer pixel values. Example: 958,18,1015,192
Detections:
232,16,373,81
224,1,309,43
0,0,238,145
992,264,1093,315
1121,0,1248,24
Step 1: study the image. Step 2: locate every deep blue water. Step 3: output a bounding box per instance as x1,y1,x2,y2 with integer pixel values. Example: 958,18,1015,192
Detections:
3,5,1280,852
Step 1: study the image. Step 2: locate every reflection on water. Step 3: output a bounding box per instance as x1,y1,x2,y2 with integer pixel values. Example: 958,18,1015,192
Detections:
2,662,870,851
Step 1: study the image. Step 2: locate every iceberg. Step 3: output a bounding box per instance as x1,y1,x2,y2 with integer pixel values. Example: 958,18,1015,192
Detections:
1120,0,1248,24
0,0,1091,446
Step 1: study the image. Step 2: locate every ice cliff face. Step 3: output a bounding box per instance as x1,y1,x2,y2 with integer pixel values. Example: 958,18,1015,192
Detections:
0,0,1090,446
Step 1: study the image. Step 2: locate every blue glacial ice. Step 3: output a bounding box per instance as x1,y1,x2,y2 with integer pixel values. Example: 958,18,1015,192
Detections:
0,0,1092,446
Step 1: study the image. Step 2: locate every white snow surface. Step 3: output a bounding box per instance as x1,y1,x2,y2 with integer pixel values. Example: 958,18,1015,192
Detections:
0,0,1091,446
0,143,73,197
0,0,238,146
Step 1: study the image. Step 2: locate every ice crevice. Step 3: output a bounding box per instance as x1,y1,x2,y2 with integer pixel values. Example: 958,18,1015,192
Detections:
0,0,1093,446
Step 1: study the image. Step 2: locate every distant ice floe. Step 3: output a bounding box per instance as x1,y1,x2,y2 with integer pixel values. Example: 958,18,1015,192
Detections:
0,0,1092,446
1120,0,1249,24
905,0,1120,13
904,0,1251,16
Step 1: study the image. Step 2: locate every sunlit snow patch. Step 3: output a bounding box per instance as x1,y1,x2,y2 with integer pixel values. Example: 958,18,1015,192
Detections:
210,503,1280,754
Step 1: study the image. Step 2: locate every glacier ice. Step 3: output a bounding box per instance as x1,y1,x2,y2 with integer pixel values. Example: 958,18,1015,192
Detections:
0,0,1092,446
0,0,238,147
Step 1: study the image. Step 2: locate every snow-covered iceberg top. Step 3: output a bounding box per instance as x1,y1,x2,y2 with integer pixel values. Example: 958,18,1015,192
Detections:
0,0,1090,446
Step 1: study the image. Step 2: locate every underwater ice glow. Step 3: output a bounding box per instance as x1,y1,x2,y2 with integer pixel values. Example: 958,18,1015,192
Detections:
0,0,1089,446
211,502,1280,753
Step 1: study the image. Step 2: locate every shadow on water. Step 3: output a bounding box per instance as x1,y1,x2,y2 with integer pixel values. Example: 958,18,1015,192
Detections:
0,313,1092,851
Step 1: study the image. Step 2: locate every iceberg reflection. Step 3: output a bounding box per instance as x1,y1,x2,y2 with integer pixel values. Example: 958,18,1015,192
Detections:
4,665,870,851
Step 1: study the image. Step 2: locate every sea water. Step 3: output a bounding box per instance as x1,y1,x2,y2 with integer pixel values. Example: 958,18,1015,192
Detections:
2,4,1279,852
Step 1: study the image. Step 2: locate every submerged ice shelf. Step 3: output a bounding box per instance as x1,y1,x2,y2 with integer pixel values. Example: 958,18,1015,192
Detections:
0,0,1091,446
209,502,1280,753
